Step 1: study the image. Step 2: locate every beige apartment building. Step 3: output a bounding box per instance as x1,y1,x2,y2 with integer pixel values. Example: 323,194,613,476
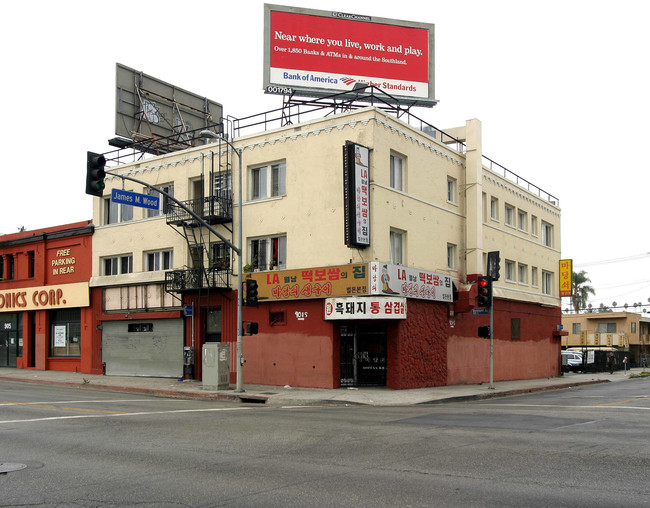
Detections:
89,106,563,388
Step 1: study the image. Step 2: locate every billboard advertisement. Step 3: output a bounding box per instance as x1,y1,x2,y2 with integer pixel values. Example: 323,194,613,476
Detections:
368,262,453,303
264,4,435,104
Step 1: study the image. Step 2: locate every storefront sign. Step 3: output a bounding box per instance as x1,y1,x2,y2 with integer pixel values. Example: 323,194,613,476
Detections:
559,259,572,297
50,248,77,276
324,297,407,320
368,262,453,302
0,282,90,312
247,264,368,301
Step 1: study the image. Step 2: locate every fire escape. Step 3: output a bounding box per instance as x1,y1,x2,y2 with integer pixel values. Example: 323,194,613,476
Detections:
164,137,234,294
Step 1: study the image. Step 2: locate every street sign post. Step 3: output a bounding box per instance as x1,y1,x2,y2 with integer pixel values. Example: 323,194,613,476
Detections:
111,188,160,210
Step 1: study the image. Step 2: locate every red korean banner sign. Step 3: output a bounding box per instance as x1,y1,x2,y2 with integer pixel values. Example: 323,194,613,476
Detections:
324,297,407,320
368,262,453,303
559,259,572,297
264,5,435,102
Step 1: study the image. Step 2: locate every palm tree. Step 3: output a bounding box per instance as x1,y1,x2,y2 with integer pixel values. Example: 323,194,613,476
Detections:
571,270,595,313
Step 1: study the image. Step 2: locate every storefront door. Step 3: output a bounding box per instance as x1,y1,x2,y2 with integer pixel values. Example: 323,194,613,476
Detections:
0,331,17,367
339,323,387,387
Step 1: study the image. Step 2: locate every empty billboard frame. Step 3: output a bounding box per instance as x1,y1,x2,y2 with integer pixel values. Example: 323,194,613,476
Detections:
263,4,436,105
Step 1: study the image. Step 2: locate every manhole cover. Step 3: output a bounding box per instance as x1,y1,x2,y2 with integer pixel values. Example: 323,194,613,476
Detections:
0,463,27,474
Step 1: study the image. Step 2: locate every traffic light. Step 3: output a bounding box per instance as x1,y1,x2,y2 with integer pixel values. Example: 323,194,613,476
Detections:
477,276,492,308
86,151,106,197
478,325,490,338
245,278,258,307
487,251,501,281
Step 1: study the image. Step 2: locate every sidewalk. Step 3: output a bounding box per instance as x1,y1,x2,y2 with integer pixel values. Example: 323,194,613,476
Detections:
0,367,643,407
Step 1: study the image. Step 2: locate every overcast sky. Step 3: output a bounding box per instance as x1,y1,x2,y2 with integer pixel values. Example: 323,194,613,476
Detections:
3,0,649,311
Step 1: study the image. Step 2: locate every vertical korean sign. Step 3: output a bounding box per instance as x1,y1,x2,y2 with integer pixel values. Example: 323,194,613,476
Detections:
559,259,572,298
343,141,370,247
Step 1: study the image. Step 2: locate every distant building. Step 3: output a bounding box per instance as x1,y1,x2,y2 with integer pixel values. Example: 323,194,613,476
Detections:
562,311,650,365
86,106,563,388
0,221,97,372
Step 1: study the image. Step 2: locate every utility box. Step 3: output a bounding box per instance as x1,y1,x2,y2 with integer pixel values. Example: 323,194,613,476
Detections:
202,343,230,390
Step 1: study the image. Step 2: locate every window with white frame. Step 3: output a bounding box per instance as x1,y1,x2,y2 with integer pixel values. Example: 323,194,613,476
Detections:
447,243,456,269
531,266,538,287
146,183,174,218
518,210,528,232
102,254,133,276
505,204,515,226
250,162,286,200
518,263,528,284
542,222,553,247
249,235,286,271
490,197,499,220
505,260,515,281
542,270,553,295
145,249,173,271
447,177,457,204
213,171,232,195
572,322,581,334
531,215,538,236
389,152,405,191
103,197,133,225
390,229,405,265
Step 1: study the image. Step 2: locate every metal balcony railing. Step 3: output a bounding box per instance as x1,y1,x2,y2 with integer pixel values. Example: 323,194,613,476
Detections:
165,267,231,292
166,193,233,226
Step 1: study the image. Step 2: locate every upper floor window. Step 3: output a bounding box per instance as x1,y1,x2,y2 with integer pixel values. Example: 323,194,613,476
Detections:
518,263,528,284
505,259,515,281
542,222,553,247
572,322,581,334
531,215,538,236
518,210,528,231
251,162,286,200
531,266,538,287
490,197,499,220
103,197,133,225
596,322,616,333
6,255,14,280
389,153,404,191
447,243,456,269
27,251,35,278
210,242,230,270
390,229,405,265
542,270,553,295
147,183,174,218
102,255,133,276
145,249,173,272
0,256,4,280
213,171,232,195
505,204,515,227
447,177,457,204
249,235,286,271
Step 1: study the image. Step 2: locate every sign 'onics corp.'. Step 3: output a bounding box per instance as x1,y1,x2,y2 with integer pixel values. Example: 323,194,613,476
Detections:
111,189,160,210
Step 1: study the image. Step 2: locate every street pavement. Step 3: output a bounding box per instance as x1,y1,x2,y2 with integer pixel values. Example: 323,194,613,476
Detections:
0,366,643,406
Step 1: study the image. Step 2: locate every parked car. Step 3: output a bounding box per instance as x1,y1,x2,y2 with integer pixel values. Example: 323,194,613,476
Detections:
562,351,583,372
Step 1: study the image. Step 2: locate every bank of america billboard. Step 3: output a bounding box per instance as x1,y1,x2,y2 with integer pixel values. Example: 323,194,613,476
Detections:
263,4,436,104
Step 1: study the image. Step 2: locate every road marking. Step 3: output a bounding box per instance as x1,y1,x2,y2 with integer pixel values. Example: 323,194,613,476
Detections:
596,395,650,407
482,403,650,410
0,399,172,406
0,406,251,425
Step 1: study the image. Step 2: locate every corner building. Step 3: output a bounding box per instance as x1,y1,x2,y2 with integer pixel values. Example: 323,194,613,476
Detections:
92,106,563,388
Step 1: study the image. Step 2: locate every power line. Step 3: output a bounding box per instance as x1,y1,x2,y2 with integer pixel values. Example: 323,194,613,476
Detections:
575,252,650,267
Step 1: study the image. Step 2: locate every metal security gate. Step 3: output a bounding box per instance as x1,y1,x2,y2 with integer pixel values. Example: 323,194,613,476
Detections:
340,323,387,387
102,319,184,377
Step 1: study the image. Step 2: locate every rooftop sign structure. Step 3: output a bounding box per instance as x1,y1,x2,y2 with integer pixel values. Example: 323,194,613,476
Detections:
263,4,436,106
114,63,223,155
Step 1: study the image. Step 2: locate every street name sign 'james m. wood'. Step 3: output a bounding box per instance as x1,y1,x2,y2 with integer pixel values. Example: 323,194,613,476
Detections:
111,189,160,210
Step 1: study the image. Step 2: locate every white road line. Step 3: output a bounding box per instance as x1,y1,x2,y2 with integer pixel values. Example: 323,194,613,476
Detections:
0,399,166,406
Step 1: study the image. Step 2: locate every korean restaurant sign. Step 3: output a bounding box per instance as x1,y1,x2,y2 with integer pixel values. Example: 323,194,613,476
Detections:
368,262,453,303
0,282,90,313
264,4,436,104
559,259,572,298
324,297,407,320
343,142,370,247
247,264,368,301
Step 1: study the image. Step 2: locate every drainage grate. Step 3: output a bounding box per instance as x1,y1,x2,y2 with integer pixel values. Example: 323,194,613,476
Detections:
0,463,27,475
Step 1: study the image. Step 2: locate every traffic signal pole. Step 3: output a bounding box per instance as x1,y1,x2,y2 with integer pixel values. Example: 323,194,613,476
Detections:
489,284,494,390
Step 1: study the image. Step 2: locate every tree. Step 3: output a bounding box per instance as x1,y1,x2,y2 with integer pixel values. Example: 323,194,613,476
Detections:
571,270,595,313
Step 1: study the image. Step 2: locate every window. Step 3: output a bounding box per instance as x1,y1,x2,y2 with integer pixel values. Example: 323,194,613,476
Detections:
0,256,4,280
7,255,14,280
146,249,173,271
213,171,232,195
511,318,521,339
542,270,553,295
490,197,499,220
102,255,133,276
251,162,286,200
572,323,581,334
518,263,528,284
447,177,457,204
531,266,538,287
390,153,404,191
210,242,230,270
596,322,617,333
249,235,286,271
50,309,81,357
447,243,456,269
27,251,35,278
542,222,553,247
505,204,515,226
531,215,538,236
390,229,405,265
103,197,133,225
505,260,515,281
518,210,527,231
147,183,174,218
632,322,637,334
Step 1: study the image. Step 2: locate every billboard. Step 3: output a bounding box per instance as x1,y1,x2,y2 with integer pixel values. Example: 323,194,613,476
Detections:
343,141,370,247
368,262,453,303
115,63,223,154
264,4,435,104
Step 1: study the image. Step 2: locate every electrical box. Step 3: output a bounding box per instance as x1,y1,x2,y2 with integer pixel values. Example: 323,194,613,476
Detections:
202,343,230,390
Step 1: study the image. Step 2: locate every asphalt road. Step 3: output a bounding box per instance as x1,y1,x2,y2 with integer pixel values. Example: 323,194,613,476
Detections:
1,378,649,507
